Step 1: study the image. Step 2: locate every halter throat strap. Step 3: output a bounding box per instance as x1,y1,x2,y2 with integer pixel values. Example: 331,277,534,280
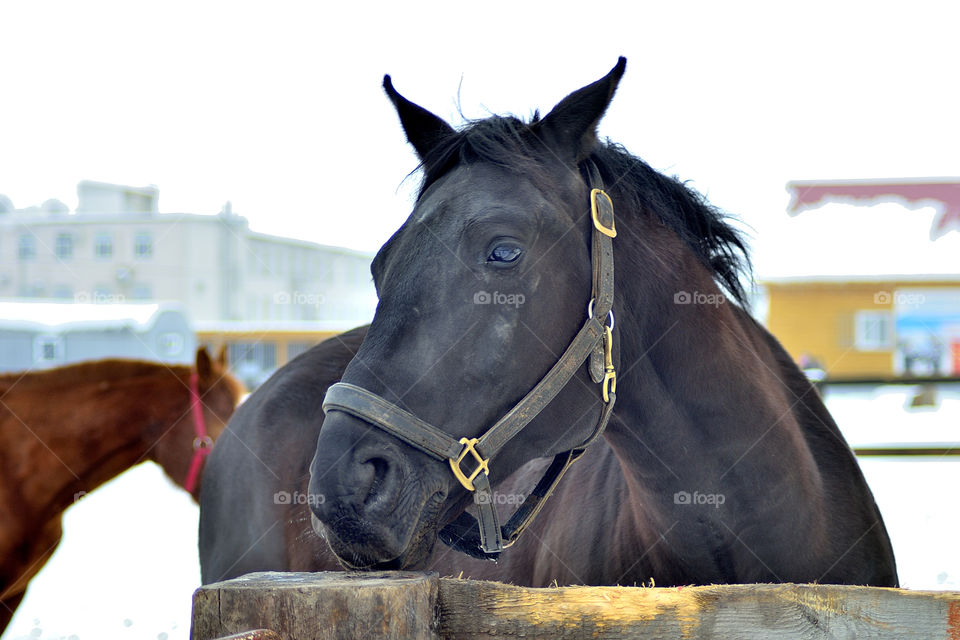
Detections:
322,167,617,558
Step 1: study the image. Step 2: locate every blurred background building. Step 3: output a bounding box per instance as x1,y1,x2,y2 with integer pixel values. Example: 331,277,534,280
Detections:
0,181,377,386
761,179,960,380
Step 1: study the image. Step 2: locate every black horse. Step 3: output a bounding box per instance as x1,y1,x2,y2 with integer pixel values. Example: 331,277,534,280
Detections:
201,59,897,588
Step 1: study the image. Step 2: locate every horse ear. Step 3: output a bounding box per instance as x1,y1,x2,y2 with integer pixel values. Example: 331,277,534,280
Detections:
383,74,456,163
536,57,627,163
216,344,228,369
196,347,213,378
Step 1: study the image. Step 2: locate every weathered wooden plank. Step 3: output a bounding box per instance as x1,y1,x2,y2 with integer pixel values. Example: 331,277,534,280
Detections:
191,571,960,640
191,571,439,640
437,579,960,639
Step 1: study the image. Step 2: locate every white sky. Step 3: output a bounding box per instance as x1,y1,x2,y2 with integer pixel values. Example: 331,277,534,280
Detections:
2,1,958,277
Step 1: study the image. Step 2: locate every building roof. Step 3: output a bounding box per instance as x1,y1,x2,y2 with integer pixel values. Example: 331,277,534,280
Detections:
786,179,960,239
0,300,188,333
754,181,960,282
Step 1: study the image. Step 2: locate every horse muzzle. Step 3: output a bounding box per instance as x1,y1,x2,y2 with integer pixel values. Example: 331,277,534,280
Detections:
308,410,448,568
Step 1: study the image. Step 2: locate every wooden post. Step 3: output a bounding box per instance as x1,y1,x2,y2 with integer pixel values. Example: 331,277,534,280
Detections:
191,571,439,640
192,572,960,640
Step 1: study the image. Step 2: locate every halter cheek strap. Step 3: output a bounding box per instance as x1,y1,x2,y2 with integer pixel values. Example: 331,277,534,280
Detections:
183,371,214,495
322,167,617,559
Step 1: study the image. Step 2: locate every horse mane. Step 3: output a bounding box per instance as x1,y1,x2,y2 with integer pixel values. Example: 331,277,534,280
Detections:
416,115,752,306
0,360,190,392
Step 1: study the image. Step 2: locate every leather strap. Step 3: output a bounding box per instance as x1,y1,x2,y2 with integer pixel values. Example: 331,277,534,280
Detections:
323,383,463,460
475,316,605,457
440,393,616,558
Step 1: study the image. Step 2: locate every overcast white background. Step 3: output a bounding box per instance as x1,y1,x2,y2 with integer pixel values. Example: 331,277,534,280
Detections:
2,1,958,278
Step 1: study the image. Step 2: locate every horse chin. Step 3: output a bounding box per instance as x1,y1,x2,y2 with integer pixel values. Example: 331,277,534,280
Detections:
319,525,438,571
310,491,444,570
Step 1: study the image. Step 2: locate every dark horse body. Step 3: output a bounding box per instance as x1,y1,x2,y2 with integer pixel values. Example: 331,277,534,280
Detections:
201,59,897,587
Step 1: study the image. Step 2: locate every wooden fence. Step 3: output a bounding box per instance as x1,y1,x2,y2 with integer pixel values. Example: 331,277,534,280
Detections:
192,571,960,640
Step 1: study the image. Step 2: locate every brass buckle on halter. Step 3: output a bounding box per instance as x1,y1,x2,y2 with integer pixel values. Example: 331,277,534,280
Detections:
602,325,617,403
591,188,616,238
449,437,489,491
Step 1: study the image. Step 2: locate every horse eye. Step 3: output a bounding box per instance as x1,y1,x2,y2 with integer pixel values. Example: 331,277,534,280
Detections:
488,245,522,263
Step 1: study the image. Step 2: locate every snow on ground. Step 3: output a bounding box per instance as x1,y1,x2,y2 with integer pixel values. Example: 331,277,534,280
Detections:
3,463,200,640
2,387,958,639
823,383,960,591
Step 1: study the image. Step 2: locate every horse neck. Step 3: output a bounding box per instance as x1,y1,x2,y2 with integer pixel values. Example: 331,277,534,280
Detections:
2,365,192,522
605,247,822,502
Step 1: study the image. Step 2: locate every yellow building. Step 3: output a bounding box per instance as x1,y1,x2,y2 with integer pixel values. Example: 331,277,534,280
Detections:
758,180,960,380
197,322,346,389
764,277,960,378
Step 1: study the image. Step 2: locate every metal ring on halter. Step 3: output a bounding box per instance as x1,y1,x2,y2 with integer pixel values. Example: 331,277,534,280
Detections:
587,298,615,331
193,435,214,450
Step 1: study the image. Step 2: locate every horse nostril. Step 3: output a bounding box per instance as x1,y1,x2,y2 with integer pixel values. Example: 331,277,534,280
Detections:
361,456,392,508
357,449,402,515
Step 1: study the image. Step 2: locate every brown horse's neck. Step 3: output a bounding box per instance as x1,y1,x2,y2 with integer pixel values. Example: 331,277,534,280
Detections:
0,363,194,525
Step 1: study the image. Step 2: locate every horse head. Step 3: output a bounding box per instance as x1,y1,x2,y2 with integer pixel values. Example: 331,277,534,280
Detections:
153,347,244,501
309,59,627,569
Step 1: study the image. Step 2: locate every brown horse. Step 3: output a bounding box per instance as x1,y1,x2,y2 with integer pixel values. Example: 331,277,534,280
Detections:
0,348,244,631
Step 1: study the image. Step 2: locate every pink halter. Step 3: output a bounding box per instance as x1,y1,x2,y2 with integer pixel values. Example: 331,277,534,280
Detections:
183,370,213,495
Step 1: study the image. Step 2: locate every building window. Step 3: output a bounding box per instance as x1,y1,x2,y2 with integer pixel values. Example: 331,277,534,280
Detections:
854,311,893,351
19,282,45,297
286,342,314,361
18,235,36,260
94,233,113,259
228,341,278,388
130,283,152,300
92,285,115,304
34,335,62,364
55,233,73,260
52,284,73,299
134,231,153,259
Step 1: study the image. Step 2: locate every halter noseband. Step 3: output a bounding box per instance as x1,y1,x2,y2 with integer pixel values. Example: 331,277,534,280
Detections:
322,171,617,560
183,370,213,495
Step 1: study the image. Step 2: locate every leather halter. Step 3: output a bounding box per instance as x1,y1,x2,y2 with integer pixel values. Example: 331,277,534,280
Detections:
183,370,213,495
322,169,617,559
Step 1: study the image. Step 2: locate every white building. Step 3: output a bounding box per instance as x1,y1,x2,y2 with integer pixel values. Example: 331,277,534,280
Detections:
0,181,377,326
0,182,377,386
